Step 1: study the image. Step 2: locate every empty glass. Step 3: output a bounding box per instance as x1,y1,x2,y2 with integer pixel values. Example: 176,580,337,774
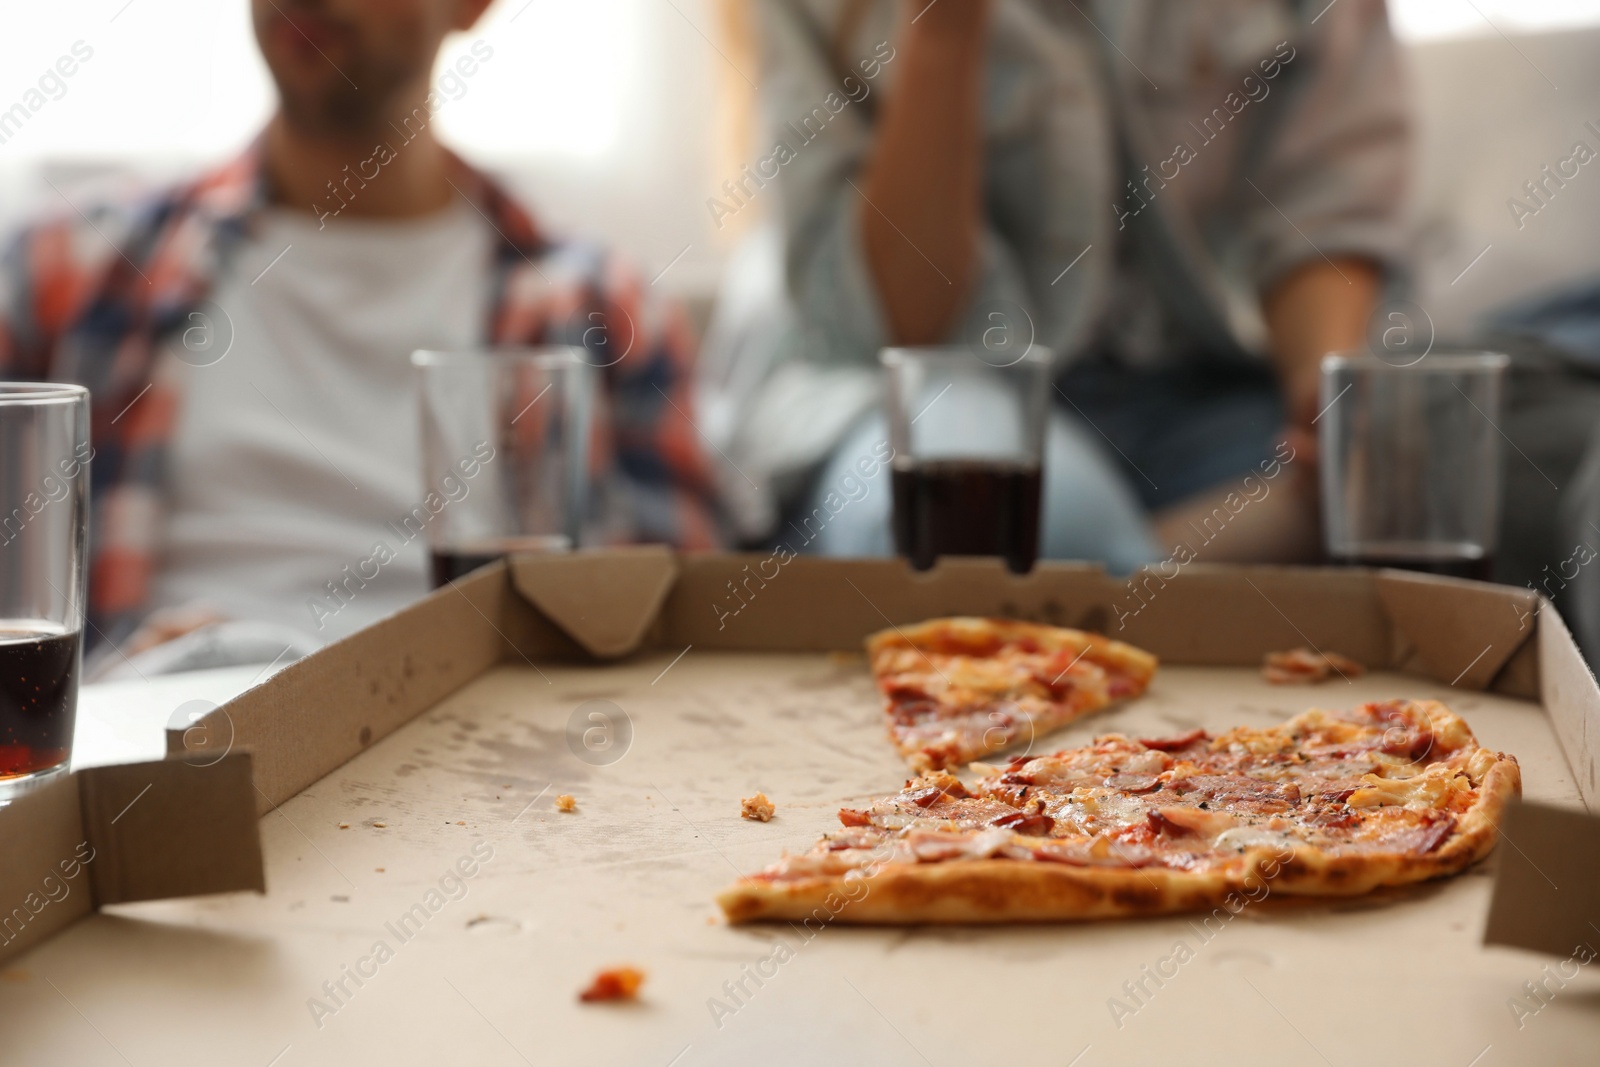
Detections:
1319,351,1509,579
0,383,90,802
412,349,593,586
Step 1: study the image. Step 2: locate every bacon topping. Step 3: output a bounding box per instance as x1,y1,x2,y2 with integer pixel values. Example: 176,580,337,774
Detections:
838,808,872,827
1413,812,1456,855
991,809,1055,836
1166,774,1300,811
1263,647,1365,685
1140,728,1208,752
1105,773,1161,794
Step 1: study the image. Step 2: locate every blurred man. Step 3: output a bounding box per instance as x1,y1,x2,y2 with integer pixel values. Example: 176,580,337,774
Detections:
742,0,1408,565
0,0,722,659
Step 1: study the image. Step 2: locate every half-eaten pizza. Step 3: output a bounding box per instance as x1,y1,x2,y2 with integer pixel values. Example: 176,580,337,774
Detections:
718,699,1519,924
867,618,1159,771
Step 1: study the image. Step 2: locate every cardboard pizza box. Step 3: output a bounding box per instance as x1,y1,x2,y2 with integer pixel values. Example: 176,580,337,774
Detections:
0,753,263,963
2,550,1597,1065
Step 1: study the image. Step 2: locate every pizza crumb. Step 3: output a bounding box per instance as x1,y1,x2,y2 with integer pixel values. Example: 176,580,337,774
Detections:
578,966,645,1003
371,821,387,828
556,794,577,813
338,823,350,829
740,793,776,822
1263,647,1364,685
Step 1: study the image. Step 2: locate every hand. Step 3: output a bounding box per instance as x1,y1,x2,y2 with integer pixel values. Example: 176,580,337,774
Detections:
905,0,994,34
1262,256,1383,467
1278,361,1323,466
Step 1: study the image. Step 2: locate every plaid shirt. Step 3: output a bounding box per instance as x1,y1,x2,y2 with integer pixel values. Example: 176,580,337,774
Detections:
0,146,722,645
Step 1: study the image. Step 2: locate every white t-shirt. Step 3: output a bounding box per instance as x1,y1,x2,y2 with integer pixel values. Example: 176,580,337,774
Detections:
152,200,492,642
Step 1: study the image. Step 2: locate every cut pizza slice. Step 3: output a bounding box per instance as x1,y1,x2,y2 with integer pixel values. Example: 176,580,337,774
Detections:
717,699,1520,924
867,617,1159,771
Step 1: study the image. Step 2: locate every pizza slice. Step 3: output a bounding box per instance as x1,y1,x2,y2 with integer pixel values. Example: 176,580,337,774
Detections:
867,617,1158,771
717,699,1520,924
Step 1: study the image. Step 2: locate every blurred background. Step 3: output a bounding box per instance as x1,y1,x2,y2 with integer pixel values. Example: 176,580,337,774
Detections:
4,0,1599,340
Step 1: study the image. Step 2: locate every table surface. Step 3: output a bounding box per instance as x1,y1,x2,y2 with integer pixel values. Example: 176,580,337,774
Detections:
8,653,1599,1067
72,662,282,770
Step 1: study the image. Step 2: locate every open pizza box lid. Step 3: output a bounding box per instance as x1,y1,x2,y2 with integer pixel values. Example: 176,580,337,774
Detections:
3,549,1598,1062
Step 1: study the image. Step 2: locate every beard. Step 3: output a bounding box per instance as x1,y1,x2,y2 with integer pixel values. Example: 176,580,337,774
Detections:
273,56,420,139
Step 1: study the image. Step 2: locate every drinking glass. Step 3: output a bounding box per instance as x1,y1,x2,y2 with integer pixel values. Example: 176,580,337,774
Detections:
1319,351,1509,579
412,349,593,587
0,383,90,802
881,346,1051,573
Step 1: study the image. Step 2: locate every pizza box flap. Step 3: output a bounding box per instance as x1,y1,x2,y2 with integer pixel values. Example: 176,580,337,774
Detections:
1375,571,1538,689
0,754,264,966
1483,799,1600,959
0,771,94,963
1112,564,1392,668
1536,601,1600,807
166,562,569,814
660,554,1116,650
508,545,678,659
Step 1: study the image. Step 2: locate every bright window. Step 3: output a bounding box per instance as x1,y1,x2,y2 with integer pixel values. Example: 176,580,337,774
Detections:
1390,0,1600,40
0,0,640,162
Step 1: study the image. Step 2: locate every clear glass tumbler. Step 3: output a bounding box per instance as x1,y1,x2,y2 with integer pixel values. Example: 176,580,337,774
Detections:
412,349,594,587
1319,351,1510,580
881,346,1052,574
0,383,90,802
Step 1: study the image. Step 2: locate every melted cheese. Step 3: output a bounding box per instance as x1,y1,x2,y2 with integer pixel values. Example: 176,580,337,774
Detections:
1347,766,1468,809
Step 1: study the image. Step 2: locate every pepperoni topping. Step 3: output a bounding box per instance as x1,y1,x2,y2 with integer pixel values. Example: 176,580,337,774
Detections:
838,808,872,827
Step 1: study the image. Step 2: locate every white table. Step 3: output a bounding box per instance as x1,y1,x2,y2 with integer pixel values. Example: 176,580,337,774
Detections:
71,663,285,770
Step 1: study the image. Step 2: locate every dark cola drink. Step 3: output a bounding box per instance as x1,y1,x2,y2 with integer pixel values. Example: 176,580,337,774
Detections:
891,459,1043,574
0,625,81,779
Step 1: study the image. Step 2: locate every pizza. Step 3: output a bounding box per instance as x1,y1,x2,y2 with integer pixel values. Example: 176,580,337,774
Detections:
718,699,1520,924
867,617,1158,771
1263,647,1365,685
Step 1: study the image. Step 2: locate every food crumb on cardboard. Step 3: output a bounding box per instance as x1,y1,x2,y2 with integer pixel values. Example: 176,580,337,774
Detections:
1262,647,1364,685
740,793,776,822
338,823,350,829
456,820,466,825
556,794,577,813
375,868,385,873
371,821,387,828
579,966,645,1003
